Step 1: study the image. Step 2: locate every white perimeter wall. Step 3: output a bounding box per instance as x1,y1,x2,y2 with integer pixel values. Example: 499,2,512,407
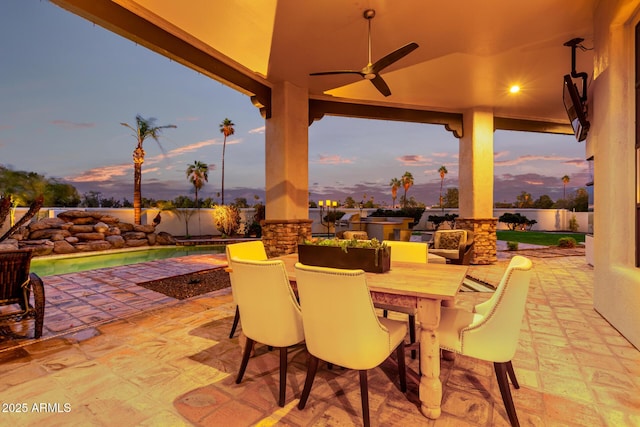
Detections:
2,207,590,237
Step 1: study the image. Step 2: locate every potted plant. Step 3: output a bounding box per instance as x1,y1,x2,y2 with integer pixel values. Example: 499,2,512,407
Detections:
298,237,391,273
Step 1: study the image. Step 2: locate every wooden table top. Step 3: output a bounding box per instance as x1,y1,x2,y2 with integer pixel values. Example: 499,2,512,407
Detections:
275,253,468,301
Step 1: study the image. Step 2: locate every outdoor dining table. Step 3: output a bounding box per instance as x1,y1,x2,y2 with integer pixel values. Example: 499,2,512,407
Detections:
275,253,469,420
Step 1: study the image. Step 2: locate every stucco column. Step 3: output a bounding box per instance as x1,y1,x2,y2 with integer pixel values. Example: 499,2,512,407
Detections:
458,108,497,264
263,81,312,256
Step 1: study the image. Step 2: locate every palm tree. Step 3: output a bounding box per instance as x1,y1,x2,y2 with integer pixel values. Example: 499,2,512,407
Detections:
219,118,235,205
121,115,176,225
401,171,414,208
438,165,448,212
389,177,401,208
561,175,570,200
186,161,209,207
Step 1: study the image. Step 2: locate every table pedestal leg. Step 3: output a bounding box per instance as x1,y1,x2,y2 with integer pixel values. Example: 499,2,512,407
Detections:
417,298,442,419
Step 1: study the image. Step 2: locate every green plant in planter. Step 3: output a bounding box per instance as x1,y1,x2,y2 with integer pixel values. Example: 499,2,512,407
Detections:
301,237,387,253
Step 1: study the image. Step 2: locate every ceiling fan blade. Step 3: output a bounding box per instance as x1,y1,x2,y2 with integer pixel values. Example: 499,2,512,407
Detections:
371,42,419,74
370,74,391,97
310,70,364,76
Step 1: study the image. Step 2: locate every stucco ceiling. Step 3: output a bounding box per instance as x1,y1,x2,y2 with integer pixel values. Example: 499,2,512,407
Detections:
53,0,596,128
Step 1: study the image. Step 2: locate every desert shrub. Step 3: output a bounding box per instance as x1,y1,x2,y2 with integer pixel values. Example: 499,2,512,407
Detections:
507,241,519,251
568,215,579,232
499,212,531,230
212,205,240,236
557,237,577,248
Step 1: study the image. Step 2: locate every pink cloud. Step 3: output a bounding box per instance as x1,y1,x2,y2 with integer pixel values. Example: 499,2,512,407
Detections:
495,154,582,167
315,154,353,164
65,163,129,182
397,155,430,166
249,126,265,134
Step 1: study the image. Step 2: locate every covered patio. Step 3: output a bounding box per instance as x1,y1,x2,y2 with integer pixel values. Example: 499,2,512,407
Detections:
48,0,640,351
1,251,638,425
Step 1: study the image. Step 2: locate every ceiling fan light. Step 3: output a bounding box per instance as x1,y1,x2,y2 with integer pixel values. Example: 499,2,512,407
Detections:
364,73,376,80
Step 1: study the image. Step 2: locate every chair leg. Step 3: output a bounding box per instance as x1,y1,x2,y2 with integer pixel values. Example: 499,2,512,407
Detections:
229,306,240,338
298,355,320,410
506,361,520,389
408,314,416,359
396,341,407,392
494,362,520,427
279,347,288,407
236,337,255,384
30,273,45,339
359,370,370,427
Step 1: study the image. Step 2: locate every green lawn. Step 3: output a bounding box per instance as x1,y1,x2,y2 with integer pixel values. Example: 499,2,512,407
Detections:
496,230,586,246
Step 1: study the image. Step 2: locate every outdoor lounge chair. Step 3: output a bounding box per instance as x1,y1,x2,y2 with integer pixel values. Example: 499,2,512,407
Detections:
429,229,474,265
0,249,45,338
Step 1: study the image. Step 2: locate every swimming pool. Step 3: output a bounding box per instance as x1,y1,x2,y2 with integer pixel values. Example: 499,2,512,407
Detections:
30,245,226,276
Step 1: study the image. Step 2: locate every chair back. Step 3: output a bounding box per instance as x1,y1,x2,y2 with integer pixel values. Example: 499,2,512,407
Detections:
460,255,533,362
225,240,267,262
230,258,304,347
382,240,428,263
294,262,394,370
0,249,33,302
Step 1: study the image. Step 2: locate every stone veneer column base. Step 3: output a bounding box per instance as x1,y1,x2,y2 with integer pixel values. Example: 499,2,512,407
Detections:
455,218,497,265
261,219,313,257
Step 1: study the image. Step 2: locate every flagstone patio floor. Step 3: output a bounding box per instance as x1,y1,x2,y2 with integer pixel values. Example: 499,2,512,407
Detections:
0,249,638,426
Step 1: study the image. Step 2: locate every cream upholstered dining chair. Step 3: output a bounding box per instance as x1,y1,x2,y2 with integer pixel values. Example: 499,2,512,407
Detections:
378,240,431,359
294,262,407,427
438,255,533,427
225,240,268,338
230,258,304,407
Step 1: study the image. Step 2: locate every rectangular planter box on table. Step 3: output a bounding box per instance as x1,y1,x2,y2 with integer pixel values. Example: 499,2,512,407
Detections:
297,244,391,273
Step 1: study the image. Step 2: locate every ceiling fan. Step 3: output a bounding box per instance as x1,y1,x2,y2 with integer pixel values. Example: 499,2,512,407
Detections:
310,9,419,97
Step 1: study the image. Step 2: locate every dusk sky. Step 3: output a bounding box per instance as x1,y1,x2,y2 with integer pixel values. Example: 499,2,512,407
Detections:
0,1,590,208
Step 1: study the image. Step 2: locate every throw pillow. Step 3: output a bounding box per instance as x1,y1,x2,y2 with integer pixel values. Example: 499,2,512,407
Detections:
438,231,463,250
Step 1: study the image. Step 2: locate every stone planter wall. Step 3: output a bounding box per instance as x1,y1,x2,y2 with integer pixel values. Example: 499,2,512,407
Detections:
0,210,174,256
261,219,313,257
455,217,497,265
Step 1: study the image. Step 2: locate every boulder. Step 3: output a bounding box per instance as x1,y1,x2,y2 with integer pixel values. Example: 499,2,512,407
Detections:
0,240,20,251
57,210,103,220
74,241,112,252
68,217,96,225
65,236,79,244
29,217,69,231
116,222,134,232
156,231,176,245
20,240,54,256
106,235,125,248
98,215,120,224
30,229,72,240
133,224,155,233
94,222,109,233
69,225,94,233
123,231,147,240
146,232,157,246
124,239,148,247
104,227,121,236
75,232,106,241
53,240,77,254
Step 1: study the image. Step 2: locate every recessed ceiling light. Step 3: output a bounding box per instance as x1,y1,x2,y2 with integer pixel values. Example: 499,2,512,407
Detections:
509,85,520,94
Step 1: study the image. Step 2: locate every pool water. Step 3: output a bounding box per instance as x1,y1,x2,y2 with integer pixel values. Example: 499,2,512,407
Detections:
30,245,226,276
